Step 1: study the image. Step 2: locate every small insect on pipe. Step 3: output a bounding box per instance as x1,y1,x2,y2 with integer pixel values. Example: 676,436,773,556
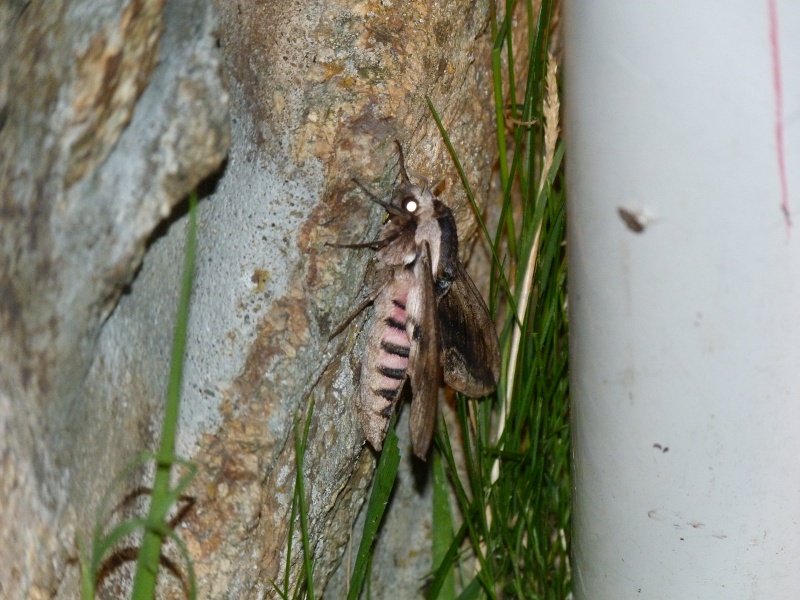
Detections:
329,141,500,459
617,207,651,233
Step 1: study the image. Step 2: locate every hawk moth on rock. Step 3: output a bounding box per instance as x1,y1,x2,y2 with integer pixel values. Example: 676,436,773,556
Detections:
330,142,500,459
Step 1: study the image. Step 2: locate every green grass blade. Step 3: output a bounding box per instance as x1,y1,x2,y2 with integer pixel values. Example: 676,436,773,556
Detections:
161,526,198,600
426,96,518,324
438,2,569,596
438,412,496,599
347,418,401,600
426,520,469,600
491,17,516,258
131,192,198,598
431,449,456,599
295,397,316,600
456,575,483,600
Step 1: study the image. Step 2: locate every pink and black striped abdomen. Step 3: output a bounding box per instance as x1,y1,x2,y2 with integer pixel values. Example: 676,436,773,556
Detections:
358,272,415,450
376,298,410,395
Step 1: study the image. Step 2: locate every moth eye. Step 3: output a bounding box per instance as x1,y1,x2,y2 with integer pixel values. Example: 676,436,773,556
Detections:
404,199,418,213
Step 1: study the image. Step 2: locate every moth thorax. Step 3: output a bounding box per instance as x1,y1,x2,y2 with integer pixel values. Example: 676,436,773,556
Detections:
435,278,453,297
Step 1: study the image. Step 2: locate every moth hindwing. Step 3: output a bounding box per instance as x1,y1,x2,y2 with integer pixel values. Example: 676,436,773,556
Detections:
331,141,501,459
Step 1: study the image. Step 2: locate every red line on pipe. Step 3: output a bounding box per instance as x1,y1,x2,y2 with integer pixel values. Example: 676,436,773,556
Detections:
767,0,791,231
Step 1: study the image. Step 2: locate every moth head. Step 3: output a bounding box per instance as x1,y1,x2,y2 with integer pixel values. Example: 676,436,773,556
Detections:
390,140,437,220
391,180,436,221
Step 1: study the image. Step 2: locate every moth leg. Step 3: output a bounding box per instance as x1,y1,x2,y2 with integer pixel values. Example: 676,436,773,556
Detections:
328,284,384,340
326,240,386,251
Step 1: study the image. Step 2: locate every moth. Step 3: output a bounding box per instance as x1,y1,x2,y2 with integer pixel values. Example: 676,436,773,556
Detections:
330,141,500,459
617,206,651,233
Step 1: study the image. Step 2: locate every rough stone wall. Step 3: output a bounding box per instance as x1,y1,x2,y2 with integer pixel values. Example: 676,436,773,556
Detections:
0,0,498,596
0,0,229,596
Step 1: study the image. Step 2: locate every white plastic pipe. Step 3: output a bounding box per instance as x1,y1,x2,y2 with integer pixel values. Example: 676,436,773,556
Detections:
564,2,800,598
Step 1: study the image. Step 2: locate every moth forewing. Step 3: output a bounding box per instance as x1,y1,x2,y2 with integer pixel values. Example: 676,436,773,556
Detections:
439,261,500,397
406,242,441,458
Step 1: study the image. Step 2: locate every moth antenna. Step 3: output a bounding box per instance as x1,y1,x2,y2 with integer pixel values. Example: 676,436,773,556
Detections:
327,229,402,252
351,177,406,218
351,178,379,202
394,140,411,184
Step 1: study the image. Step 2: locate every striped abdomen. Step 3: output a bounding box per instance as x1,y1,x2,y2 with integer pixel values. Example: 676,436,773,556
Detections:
358,271,415,450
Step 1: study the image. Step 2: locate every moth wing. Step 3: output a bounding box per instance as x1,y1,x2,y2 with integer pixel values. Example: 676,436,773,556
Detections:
406,242,441,459
440,261,500,397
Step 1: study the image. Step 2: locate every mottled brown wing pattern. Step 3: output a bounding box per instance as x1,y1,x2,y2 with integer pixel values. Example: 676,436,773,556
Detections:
439,261,500,397
405,242,441,458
